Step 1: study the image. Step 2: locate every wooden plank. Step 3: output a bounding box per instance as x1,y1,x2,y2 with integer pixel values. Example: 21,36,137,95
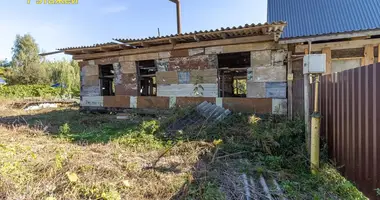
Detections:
82,75,99,86
295,38,380,53
157,84,218,97
222,98,272,114
95,57,120,65
287,51,293,119
156,71,178,84
103,95,130,108
224,42,281,54
81,86,101,96
168,55,213,71
120,61,136,74
332,59,361,73
156,58,169,72
280,29,380,44
118,73,137,85
252,65,286,82
176,97,216,108
83,65,98,76
81,96,103,107
115,84,138,96
120,53,159,62
247,82,266,98
170,49,189,57
137,96,169,109
332,48,364,59
364,44,374,66
190,69,218,84
72,35,275,60
322,47,332,74
266,82,287,98
188,48,205,56
332,57,363,61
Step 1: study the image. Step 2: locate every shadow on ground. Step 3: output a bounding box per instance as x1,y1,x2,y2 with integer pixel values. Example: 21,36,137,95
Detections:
0,108,150,144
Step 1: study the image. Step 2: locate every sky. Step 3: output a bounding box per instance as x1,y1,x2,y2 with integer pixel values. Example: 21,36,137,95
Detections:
0,0,267,61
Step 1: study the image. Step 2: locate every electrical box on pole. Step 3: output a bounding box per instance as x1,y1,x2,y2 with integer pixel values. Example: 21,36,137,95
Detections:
303,53,326,174
303,54,326,74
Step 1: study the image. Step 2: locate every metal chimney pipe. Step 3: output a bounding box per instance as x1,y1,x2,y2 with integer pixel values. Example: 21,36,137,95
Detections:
169,0,181,34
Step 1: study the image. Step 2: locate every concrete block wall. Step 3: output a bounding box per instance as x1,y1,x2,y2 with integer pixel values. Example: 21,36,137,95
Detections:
155,48,219,97
247,49,287,99
78,42,288,115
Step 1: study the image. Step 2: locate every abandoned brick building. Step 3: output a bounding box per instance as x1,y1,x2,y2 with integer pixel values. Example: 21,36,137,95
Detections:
59,22,288,114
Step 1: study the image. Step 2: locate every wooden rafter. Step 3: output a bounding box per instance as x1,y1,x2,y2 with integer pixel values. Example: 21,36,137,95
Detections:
62,23,286,57
72,35,276,60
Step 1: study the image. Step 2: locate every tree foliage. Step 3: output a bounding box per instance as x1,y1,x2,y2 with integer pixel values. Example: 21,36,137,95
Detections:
12,34,40,69
4,34,80,96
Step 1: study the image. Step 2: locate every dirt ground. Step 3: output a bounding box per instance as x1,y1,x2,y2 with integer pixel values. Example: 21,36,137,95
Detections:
0,102,215,200
0,100,368,200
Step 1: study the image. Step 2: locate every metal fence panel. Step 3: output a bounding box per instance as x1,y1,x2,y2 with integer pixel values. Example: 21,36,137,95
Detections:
293,63,380,199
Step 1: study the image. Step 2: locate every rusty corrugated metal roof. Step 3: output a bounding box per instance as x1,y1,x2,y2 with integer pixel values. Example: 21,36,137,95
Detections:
58,42,119,51
114,21,286,43
58,21,286,51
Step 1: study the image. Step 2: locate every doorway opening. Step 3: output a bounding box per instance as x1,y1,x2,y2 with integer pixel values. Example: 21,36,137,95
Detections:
218,52,250,97
136,60,157,96
99,64,115,96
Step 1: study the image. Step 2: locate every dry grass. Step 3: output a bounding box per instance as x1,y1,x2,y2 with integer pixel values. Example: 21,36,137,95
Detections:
0,104,213,200
0,100,367,200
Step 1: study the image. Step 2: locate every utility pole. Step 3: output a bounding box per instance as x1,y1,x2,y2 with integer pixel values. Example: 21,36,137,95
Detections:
303,44,326,174
304,41,312,154
169,0,181,34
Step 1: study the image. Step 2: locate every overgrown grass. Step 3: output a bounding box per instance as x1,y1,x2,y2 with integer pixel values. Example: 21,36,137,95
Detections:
0,103,367,199
173,113,367,199
0,106,211,199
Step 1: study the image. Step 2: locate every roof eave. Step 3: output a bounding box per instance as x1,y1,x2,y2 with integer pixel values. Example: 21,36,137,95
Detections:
279,28,380,44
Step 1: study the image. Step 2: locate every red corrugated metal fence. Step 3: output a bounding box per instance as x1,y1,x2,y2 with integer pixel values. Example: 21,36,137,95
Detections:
294,63,380,199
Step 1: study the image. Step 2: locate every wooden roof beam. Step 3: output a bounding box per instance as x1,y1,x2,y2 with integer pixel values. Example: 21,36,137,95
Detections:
193,35,200,42
219,32,227,39
72,34,275,59
273,32,281,42
169,38,177,45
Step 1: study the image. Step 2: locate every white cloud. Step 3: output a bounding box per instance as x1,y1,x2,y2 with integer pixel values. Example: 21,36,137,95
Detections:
102,5,127,14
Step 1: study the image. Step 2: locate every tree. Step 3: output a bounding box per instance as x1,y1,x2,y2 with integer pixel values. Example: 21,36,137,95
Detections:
6,34,49,84
11,34,39,68
0,59,11,67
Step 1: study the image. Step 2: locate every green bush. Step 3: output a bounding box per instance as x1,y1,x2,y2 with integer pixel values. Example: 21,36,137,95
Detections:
0,84,61,98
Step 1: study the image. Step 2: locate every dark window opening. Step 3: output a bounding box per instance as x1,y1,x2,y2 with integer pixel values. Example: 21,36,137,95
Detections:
218,52,250,97
99,64,115,96
136,60,157,96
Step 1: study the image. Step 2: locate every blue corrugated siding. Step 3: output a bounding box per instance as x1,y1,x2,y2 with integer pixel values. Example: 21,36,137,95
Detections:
268,0,380,38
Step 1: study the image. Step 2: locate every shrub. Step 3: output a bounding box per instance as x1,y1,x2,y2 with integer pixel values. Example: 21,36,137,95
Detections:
0,84,61,98
59,123,71,135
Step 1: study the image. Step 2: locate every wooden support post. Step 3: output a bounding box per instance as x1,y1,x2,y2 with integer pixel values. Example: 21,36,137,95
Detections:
222,71,225,97
364,44,374,66
287,51,293,119
136,62,141,96
322,47,332,74
378,44,380,60
361,58,365,66
304,45,311,154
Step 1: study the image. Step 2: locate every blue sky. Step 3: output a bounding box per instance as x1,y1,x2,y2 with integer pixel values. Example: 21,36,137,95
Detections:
0,0,267,61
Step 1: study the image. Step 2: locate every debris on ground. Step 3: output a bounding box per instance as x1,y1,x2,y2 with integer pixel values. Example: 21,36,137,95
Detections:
166,101,231,136
0,101,367,200
24,103,58,110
